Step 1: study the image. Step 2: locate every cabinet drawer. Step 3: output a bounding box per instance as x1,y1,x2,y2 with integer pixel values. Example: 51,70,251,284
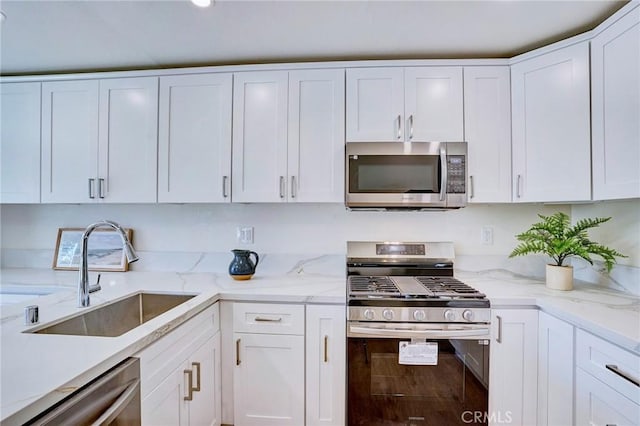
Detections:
576,329,640,404
233,302,304,335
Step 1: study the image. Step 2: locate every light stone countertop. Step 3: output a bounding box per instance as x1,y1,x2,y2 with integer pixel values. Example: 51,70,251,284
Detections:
1,266,638,425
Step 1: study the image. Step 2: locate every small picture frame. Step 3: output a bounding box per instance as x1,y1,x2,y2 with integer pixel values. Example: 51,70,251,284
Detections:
53,227,134,272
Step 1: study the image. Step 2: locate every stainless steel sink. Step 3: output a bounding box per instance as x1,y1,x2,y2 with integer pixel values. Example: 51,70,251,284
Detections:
27,292,195,337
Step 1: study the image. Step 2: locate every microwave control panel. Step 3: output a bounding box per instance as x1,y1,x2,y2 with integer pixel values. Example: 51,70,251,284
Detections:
446,156,466,194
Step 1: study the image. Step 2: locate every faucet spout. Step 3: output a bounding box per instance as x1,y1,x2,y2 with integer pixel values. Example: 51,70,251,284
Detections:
78,220,138,308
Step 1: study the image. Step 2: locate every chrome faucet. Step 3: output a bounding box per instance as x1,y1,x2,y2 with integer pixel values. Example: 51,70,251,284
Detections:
78,220,139,307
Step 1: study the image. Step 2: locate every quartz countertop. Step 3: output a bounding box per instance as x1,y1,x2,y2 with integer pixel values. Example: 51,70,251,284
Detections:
1,266,638,425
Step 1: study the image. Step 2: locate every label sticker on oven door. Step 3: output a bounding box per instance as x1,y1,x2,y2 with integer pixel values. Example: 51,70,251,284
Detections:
398,341,438,365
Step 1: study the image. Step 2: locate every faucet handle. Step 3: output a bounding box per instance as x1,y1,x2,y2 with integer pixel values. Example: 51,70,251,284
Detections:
89,273,102,294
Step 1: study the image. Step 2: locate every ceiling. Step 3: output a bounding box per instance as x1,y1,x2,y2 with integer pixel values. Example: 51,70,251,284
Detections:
0,0,630,76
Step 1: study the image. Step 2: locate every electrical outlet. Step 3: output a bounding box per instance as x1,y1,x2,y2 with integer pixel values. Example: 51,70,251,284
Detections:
481,226,494,245
237,226,254,244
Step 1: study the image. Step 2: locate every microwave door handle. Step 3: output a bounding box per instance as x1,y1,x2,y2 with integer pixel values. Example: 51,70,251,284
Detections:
439,146,447,201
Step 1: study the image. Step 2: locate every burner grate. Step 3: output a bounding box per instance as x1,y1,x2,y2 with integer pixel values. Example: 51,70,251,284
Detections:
415,276,486,298
348,276,400,295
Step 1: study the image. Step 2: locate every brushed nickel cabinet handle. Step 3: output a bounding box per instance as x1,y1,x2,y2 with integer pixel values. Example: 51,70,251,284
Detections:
192,362,201,392
469,175,475,199
291,176,297,199
606,364,640,387
397,115,402,140
279,176,285,198
496,315,503,343
516,174,522,199
236,338,241,366
222,176,229,198
324,335,329,363
98,178,105,199
88,178,96,199
409,114,414,140
184,369,194,401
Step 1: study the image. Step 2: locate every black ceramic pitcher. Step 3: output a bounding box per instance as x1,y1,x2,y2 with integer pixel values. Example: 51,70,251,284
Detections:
229,249,259,280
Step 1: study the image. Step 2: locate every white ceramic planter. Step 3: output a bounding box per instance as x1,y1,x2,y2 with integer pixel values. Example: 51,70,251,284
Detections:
546,264,574,291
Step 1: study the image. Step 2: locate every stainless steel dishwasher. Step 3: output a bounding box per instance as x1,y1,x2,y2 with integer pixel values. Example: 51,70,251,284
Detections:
25,357,140,425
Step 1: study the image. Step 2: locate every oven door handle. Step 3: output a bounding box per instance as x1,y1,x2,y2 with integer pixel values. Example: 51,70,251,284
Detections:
349,325,490,339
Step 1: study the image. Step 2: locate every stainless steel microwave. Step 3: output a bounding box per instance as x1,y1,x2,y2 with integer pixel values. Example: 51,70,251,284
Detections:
345,142,467,210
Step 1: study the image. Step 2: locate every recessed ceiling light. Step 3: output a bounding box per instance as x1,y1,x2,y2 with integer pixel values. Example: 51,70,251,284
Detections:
191,0,212,8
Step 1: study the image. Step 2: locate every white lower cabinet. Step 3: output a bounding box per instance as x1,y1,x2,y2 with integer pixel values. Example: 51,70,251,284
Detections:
137,303,221,426
232,303,305,426
489,308,538,426
537,311,574,426
306,305,346,426
575,329,640,425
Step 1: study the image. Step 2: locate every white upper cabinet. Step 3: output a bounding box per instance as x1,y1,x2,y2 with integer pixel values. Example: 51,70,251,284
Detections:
0,82,41,203
232,71,288,202
158,73,232,203
463,66,512,203
511,41,591,202
288,69,345,203
404,67,464,141
41,77,158,203
41,80,100,203
346,68,404,141
98,77,158,203
591,5,640,200
233,69,345,203
346,66,463,142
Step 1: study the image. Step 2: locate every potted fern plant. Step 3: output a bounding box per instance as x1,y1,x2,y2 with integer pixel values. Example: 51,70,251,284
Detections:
509,212,626,290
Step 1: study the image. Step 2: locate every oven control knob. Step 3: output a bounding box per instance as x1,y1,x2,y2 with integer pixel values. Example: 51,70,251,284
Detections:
382,309,394,321
462,310,474,322
363,309,375,320
444,309,456,321
413,310,426,321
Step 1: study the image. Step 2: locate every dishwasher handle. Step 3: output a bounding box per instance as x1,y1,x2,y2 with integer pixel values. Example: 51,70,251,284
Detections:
91,378,140,426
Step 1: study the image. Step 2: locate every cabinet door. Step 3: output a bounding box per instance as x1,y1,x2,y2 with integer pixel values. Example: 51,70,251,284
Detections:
288,69,345,203
158,73,232,203
537,311,574,426
232,71,288,202
489,309,538,426
345,68,404,142
98,77,158,203
511,42,591,202
591,6,640,200
463,67,512,203
576,368,640,425
233,333,305,426
405,67,464,141
187,333,222,426
306,305,346,426
41,80,99,203
0,82,41,203
142,360,188,426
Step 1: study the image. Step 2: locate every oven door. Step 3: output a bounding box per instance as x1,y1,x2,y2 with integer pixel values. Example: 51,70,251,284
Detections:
347,323,489,426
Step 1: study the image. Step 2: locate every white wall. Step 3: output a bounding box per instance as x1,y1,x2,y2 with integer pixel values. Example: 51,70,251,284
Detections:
1,203,571,256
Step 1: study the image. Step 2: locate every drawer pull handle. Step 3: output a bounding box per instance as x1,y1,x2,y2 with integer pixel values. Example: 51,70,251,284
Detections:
184,369,194,401
255,317,282,322
236,338,241,366
192,362,201,392
606,364,640,387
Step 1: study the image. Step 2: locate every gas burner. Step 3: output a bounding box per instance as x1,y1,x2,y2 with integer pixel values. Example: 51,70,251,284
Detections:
415,276,486,298
348,276,400,295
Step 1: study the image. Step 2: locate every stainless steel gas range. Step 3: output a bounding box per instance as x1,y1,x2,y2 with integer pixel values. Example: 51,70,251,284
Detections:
346,241,490,426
